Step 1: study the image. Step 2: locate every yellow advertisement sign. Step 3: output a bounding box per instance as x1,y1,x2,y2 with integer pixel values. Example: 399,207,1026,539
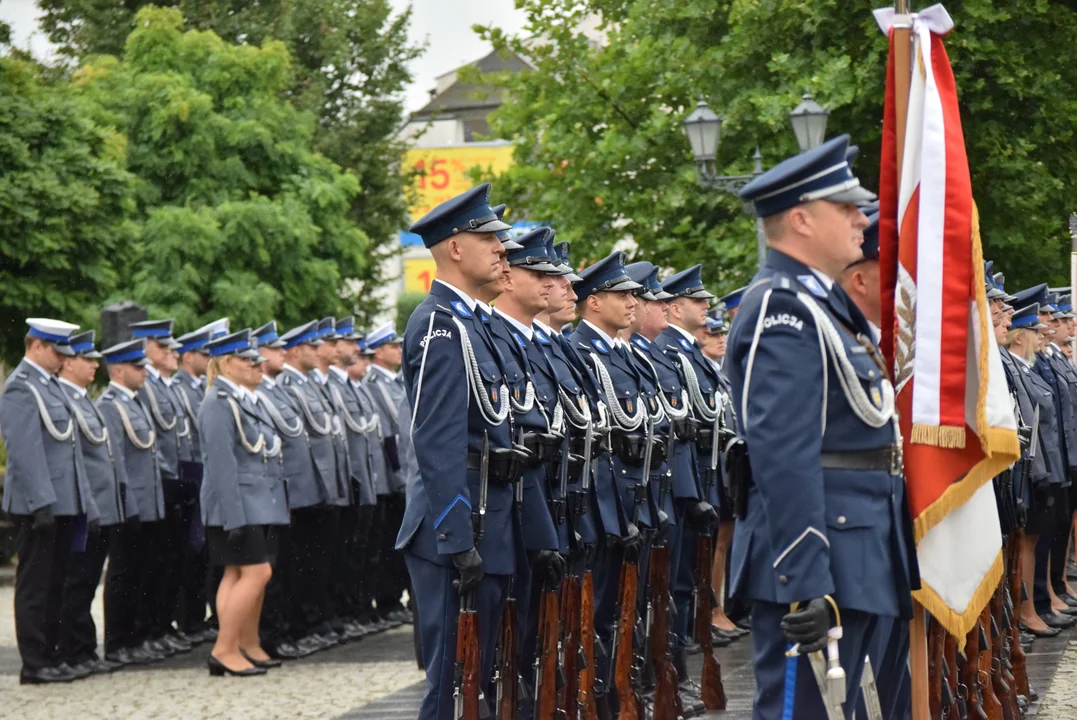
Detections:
402,257,438,294
404,143,515,223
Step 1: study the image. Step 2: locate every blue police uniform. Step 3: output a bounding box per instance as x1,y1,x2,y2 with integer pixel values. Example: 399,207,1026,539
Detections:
729,135,917,718
396,184,517,720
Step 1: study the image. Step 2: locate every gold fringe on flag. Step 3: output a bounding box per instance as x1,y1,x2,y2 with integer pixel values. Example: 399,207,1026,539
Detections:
913,551,1005,649
910,423,966,448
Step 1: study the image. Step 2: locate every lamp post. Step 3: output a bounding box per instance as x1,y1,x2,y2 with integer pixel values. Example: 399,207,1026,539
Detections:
683,93,830,267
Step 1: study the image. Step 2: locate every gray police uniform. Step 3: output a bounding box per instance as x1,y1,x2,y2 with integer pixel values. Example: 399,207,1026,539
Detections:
1,359,95,673
59,378,131,668
97,382,165,654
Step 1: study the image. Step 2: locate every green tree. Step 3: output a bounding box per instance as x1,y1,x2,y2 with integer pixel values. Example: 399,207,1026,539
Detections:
475,0,1077,292
0,55,140,366
40,0,422,322
74,7,367,331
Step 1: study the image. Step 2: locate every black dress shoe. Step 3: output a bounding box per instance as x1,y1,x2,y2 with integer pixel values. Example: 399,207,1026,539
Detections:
1023,622,1061,637
267,642,303,660
1061,592,1077,608
293,637,321,657
1041,612,1076,629
172,630,196,646
709,626,733,647
735,618,752,631
1067,562,1077,581
162,634,193,653
147,638,175,658
342,622,366,641
684,641,701,655
58,662,92,680
88,657,124,674
207,655,267,677
20,665,77,684
202,627,218,641
241,650,282,669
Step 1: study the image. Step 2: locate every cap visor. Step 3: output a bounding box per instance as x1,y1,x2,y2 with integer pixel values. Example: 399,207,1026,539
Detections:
474,218,514,234
684,289,717,300
134,358,152,367
266,340,287,349
606,278,643,293
1032,322,1047,329
501,238,524,251
253,355,267,366
986,288,1004,299
237,349,261,360
826,185,878,206
309,339,325,346
362,349,376,356
83,350,103,359
54,344,77,357
654,290,675,301
635,290,657,301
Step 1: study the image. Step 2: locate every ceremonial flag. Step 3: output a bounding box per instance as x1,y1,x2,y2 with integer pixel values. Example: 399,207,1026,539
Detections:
875,4,1020,640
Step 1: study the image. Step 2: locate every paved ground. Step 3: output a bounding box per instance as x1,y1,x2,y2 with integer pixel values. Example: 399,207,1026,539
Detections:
2,572,1077,719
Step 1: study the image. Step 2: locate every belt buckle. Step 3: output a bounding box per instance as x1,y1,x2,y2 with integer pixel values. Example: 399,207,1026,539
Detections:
889,445,903,476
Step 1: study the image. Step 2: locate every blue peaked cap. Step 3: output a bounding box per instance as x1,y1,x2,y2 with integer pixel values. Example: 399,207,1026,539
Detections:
176,328,213,354
553,241,582,281
625,262,673,301
280,321,324,349
208,329,259,359
719,286,747,310
409,183,513,248
1010,304,1044,330
660,265,716,300
102,338,150,366
507,227,561,273
69,330,101,358
573,251,642,302
253,321,285,349
491,203,523,251
739,134,876,218
1010,284,1049,311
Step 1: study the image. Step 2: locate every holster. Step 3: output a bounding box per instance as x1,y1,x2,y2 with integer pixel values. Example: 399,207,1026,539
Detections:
610,432,647,466
466,447,528,486
522,431,562,466
673,417,700,443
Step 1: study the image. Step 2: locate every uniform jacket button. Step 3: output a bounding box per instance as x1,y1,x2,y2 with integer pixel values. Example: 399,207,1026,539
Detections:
837,515,846,525
779,575,789,585
438,533,448,541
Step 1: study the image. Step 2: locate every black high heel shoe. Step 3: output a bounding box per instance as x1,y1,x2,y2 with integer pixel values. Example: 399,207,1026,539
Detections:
207,654,267,677
241,650,282,669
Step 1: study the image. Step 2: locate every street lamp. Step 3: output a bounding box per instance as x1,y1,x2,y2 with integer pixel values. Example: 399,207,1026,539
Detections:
682,93,830,267
789,93,830,153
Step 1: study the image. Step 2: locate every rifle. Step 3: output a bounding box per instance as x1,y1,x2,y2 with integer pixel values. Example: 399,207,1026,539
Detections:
1003,539,1030,700
928,616,943,719
534,573,561,719
612,560,640,719
559,549,581,720
495,577,519,719
576,419,599,720
453,432,490,720
975,615,1004,720
943,631,962,720
694,530,726,709
961,618,987,720
648,542,682,720
989,599,1018,720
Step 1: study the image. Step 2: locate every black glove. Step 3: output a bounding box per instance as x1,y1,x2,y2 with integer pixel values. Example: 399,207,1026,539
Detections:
781,597,832,654
688,501,718,529
620,522,643,559
452,547,484,596
535,549,565,588
31,505,55,531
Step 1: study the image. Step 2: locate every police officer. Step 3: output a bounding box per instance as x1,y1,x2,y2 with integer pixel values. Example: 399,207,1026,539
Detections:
200,328,288,676
128,319,197,655
1,319,97,684
838,202,882,341
172,326,216,644
97,339,169,666
698,316,728,371
252,321,316,658
326,316,381,639
728,134,917,717
364,321,417,628
58,331,127,676
278,320,346,649
398,183,520,719
569,251,650,714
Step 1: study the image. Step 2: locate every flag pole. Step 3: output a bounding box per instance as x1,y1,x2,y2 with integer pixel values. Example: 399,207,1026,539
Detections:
890,4,930,720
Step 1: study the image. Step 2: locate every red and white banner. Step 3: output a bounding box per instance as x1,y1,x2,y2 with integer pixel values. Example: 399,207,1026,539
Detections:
876,4,1020,638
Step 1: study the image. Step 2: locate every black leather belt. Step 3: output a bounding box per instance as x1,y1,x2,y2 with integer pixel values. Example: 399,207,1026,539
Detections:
466,448,527,485
819,447,902,474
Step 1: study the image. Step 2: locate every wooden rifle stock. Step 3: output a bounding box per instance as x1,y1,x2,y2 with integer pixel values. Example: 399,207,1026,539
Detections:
578,570,599,720
455,592,482,720
976,611,1004,720
1005,533,1030,699
962,618,987,719
559,573,581,720
535,582,561,719
613,561,640,720
649,544,681,720
928,616,943,719
496,586,518,720
943,631,961,720
694,532,726,710
990,587,1019,719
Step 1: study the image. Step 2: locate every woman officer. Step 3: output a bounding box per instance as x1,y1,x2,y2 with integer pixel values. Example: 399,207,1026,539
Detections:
200,328,288,676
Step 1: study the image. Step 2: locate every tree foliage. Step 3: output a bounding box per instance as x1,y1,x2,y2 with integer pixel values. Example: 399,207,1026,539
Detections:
68,7,367,332
39,0,422,322
476,0,1077,292
0,55,140,366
